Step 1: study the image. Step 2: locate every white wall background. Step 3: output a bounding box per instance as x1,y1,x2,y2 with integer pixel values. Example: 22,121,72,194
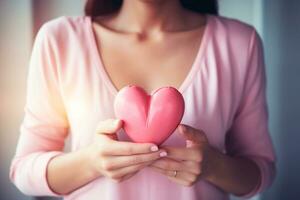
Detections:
1,0,299,200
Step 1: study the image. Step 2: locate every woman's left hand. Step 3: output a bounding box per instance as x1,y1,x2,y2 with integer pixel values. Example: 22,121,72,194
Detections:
149,124,218,187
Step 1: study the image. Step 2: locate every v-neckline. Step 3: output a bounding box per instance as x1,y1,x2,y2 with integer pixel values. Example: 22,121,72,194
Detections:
87,14,213,96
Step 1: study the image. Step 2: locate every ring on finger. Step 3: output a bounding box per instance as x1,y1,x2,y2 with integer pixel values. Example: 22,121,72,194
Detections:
173,170,178,177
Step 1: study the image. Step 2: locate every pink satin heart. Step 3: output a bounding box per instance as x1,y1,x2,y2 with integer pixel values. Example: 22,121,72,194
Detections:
114,85,185,145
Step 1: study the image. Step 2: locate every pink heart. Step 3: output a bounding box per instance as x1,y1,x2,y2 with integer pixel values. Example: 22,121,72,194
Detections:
114,85,185,145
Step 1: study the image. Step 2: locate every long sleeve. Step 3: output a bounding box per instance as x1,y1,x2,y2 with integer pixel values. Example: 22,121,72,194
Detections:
225,29,276,199
9,23,69,196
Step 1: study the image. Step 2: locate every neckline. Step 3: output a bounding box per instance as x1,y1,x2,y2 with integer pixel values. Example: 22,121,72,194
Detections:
87,14,213,96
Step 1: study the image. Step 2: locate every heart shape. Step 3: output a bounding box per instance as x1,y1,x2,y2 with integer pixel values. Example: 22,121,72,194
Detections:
114,85,185,145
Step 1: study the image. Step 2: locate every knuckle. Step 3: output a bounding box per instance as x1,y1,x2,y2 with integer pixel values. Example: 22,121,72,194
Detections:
194,151,203,162
108,172,119,180
94,139,110,154
185,181,194,187
194,165,202,175
111,174,120,180
106,171,121,181
114,178,123,183
102,160,114,171
97,146,106,156
106,171,113,178
190,175,198,183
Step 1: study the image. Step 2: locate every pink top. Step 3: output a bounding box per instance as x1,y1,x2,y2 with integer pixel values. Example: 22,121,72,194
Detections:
9,14,276,200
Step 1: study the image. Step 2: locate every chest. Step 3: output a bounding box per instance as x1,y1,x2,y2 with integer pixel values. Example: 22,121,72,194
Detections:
93,26,205,93
64,23,241,152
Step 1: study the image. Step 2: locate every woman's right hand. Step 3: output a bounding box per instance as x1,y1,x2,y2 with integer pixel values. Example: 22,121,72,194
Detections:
85,118,167,182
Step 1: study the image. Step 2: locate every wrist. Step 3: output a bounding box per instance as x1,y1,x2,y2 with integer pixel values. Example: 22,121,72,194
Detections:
81,146,103,179
202,146,225,183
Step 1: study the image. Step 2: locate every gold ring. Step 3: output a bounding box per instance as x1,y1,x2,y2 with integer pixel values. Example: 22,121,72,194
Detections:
173,170,177,177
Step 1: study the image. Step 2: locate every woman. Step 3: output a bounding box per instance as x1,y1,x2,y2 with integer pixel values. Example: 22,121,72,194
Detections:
9,0,276,199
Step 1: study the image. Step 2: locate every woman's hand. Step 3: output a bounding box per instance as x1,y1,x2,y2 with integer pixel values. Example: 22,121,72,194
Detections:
85,118,168,183
149,124,217,187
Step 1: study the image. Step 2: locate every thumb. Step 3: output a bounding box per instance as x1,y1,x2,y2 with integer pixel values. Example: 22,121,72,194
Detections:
177,124,207,146
96,118,123,140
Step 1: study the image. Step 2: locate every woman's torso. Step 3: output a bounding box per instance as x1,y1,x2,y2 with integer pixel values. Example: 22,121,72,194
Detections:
44,14,255,200
91,11,207,94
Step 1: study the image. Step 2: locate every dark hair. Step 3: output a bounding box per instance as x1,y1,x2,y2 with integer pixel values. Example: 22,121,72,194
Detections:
85,0,218,18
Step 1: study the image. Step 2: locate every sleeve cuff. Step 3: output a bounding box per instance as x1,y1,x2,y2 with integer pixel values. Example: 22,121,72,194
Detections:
33,151,65,196
235,156,276,199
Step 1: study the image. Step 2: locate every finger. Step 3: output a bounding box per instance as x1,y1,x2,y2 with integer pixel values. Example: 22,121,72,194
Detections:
167,175,191,187
178,124,208,145
150,166,197,184
104,150,167,170
182,160,202,175
108,160,152,180
102,140,160,156
150,158,201,175
96,119,123,135
149,158,183,171
120,171,138,181
167,173,198,187
161,146,202,162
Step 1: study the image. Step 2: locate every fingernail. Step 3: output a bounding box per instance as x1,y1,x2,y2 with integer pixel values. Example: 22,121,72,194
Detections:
159,151,167,157
150,145,159,152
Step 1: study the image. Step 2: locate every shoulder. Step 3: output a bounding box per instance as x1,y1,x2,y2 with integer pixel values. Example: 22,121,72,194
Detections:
209,15,260,48
36,15,89,44
211,15,257,38
213,15,254,33
31,16,91,70
208,14,263,65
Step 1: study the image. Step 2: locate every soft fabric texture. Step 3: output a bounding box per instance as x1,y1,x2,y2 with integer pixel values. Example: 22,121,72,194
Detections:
9,14,276,200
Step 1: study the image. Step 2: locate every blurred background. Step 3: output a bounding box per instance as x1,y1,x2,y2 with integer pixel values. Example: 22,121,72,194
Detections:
0,0,299,200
